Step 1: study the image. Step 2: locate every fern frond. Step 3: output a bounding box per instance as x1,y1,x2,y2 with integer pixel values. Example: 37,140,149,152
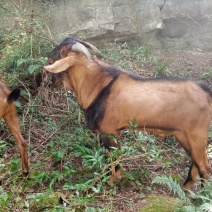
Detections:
198,203,212,212
152,175,190,203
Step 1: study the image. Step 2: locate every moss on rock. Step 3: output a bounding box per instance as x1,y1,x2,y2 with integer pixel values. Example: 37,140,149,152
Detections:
140,195,182,212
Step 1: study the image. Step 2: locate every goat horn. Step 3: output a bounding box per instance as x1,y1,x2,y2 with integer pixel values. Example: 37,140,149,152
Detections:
72,42,91,67
77,40,103,58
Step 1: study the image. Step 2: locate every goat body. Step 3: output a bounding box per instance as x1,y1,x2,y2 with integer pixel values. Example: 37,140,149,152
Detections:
0,80,29,176
44,37,212,189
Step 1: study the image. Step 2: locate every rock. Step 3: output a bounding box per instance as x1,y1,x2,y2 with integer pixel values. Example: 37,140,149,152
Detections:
1,0,212,50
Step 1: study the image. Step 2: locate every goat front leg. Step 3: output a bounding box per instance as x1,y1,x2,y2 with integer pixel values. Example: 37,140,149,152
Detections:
3,108,29,176
101,134,123,186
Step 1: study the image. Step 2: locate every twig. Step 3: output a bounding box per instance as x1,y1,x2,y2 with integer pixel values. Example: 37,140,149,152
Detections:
15,78,31,131
33,119,71,151
28,105,70,114
9,0,57,46
9,0,22,12
28,114,32,168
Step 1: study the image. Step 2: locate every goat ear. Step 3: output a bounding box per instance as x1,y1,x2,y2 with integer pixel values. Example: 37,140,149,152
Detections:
44,56,74,73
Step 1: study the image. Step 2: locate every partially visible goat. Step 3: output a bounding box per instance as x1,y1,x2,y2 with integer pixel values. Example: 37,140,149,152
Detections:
44,37,212,189
0,80,29,176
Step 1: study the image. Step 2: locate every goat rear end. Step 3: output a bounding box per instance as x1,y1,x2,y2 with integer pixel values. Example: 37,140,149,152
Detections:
0,81,29,177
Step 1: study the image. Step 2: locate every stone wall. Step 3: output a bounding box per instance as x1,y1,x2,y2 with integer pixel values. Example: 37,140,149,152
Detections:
1,0,212,51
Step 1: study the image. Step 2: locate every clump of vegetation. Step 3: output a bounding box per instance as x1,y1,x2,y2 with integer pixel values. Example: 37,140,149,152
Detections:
0,0,54,86
148,55,168,76
153,175,212,211
202,67,212,82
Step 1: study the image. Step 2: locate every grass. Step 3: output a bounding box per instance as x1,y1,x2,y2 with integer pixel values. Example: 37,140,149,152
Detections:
0,38,212,210
202,67,212,82
0,3,212,210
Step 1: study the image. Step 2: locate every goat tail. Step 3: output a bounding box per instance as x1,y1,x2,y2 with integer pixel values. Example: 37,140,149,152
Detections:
7,88,20,103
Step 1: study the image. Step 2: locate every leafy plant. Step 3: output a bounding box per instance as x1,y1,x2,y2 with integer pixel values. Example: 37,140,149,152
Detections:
208,123,212,141
0,0,54,86
152,175,189,203
202,67,212,81
152,57,167,76
153,175,212,211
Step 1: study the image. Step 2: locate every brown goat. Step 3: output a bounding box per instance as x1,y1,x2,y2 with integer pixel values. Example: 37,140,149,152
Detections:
44,37,212,189
0,80,29,176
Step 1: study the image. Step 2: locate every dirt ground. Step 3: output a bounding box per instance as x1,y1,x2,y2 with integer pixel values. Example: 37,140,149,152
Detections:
143,49,212,87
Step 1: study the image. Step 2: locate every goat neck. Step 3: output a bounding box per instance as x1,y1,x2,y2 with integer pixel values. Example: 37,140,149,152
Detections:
69,59,114,109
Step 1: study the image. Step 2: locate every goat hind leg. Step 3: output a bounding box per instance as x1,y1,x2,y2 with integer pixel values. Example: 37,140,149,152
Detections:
174,132,198,189
184,155,210,189
4,110,29,175
193,152,210,188
184,133,210,189
183,163,199,189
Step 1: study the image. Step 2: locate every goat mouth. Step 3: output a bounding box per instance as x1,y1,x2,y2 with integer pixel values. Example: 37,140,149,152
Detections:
52,80,63,88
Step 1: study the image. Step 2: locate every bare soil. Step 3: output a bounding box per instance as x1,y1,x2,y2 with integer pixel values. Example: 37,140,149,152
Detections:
151,49,212,86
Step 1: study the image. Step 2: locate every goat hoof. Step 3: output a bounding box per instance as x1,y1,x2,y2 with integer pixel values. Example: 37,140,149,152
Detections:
107,173,122,187
22,170,29,177
107,176,115,187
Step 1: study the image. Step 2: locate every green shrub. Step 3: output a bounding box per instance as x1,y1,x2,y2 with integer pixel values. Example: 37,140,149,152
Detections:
0,1,54,86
